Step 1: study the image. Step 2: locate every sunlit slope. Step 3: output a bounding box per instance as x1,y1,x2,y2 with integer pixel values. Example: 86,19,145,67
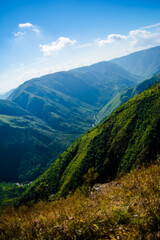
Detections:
21,84,160,201
1,163,159,240
96,73,160,124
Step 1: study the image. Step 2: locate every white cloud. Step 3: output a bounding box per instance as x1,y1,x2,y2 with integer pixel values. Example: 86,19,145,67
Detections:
17,22,40,35
13,31,25,38
141,23,160,30
39,37,77,56
97,34,127,46
18,22,33,28
76,43,93,49
97,23,160,50
33,28,40,34
129,29,160,48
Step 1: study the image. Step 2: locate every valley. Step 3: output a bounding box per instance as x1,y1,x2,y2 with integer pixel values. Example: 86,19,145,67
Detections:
0,46,160,240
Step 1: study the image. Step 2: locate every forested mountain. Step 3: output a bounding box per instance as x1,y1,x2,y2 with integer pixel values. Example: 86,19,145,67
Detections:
111,46,160,78
96,73,160,124
20,84,160,202
0,100,72,182
0,62,137,182
0,47,160,184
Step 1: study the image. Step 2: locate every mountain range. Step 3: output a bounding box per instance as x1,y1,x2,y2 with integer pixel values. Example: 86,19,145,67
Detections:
0,62,137,182
112,46,160,78
20,83,160,202
0,46,160,184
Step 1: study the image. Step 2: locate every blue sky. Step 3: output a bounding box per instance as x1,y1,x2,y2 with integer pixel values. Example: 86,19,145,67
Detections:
0,0,160,93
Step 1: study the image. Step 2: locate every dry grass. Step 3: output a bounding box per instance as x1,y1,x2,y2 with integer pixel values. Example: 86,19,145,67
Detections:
0,162,160,240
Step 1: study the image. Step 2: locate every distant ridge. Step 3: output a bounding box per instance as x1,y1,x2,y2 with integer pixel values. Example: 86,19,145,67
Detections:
111,46,160,78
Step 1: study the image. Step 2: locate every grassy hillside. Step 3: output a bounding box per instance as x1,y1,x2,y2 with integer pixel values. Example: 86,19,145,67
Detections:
20,84,160,202
111,45,160,78
0,162,159,239
96,73,160,124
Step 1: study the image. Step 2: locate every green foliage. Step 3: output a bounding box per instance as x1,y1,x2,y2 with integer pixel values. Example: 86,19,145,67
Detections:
0,182,28,209
20,85,160,202
0,61,137,183
96,73,160,124
0,163,160,239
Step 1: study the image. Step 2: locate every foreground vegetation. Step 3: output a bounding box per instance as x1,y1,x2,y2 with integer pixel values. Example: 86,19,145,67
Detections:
0,183,28,209
0,162,159,239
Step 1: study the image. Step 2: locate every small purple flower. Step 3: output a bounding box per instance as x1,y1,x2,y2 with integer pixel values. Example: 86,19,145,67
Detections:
34,219,39,225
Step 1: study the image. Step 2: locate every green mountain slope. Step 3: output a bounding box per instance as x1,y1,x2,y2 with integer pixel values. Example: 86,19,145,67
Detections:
111,46,160,78
21,84,160,202
8,62,137,136
0,101,75,182
96,73,160,124
9,62,137,115
0,62,136,182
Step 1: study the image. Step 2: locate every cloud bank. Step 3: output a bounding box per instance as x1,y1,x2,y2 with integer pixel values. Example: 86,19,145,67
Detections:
97,34,127,46
97,24,160,49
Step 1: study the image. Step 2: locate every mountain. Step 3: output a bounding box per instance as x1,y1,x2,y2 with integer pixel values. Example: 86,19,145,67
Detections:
0,89,15,100
8,62,137,134
111,46,160,78
20,84,160,202
9,61,137,112
0,61,136,182
0,100,74,182
96,73,160,124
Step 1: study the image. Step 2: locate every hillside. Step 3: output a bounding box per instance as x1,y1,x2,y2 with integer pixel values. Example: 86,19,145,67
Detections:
20,84,160,202
9,61,137,118
96,73,160,124
0,61,137,182
0,100,74,182
111,46,160,78
1,162,159,240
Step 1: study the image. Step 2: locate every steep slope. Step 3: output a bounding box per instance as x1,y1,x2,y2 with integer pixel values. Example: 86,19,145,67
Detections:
0,62,136,182
111,46,160,78
0,101,74,182
9,61,137,114
21,85,160,201
96,73,160,124
1,163,160,239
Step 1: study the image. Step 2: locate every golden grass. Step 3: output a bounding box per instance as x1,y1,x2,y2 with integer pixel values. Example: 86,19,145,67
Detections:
0,162,160,240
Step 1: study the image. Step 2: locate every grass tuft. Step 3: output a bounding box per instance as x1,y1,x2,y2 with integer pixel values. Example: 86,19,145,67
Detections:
0,162,160,239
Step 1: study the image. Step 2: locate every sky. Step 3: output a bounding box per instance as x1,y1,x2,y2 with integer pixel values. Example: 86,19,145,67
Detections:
0,0,160,93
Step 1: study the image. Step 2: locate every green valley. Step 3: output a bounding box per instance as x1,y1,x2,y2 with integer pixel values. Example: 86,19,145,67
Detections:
20,84,160,202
